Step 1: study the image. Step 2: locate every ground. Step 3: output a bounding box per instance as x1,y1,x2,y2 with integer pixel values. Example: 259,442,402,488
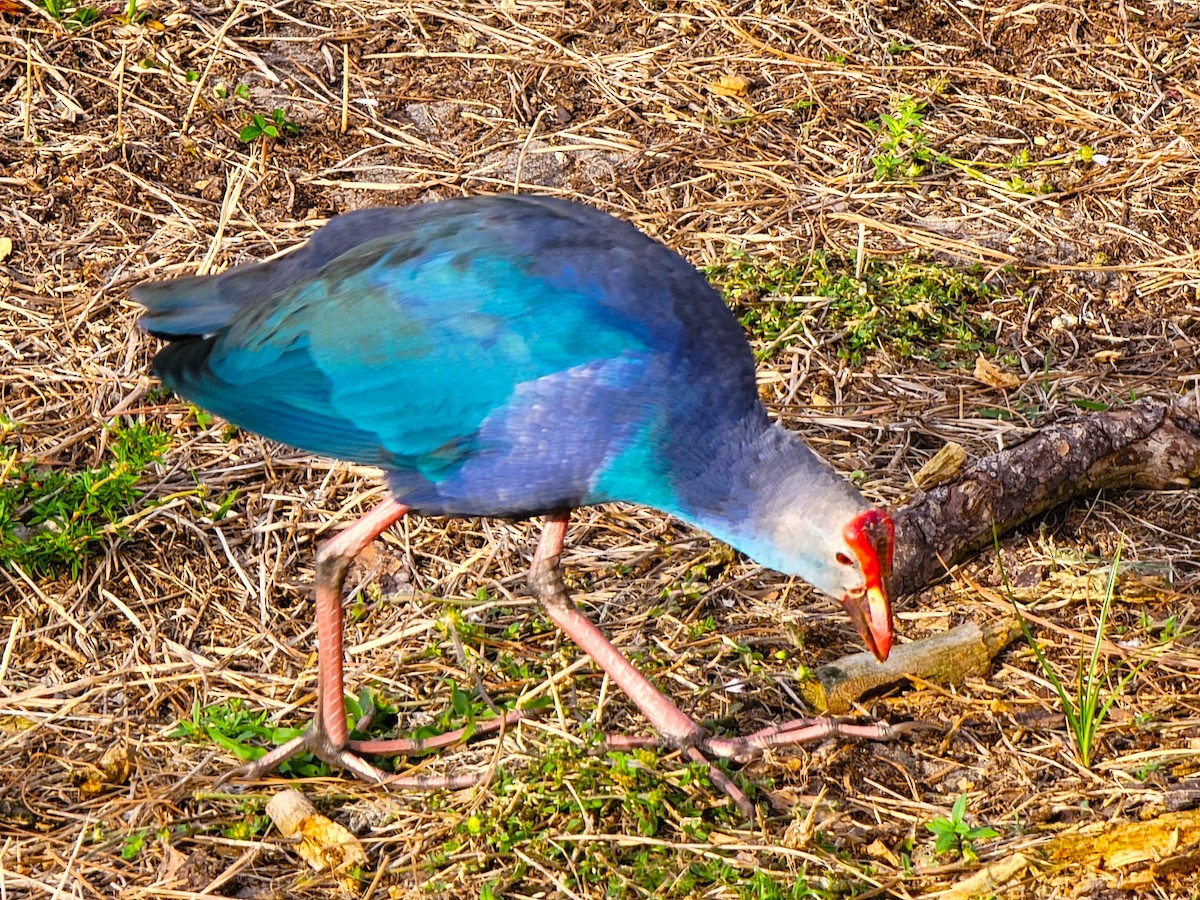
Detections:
2,1,1200,897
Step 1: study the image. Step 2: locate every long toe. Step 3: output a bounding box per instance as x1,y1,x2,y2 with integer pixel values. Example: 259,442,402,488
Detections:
597,714,914,819
214,728,393,786
214,711,531,790
349,708,527,756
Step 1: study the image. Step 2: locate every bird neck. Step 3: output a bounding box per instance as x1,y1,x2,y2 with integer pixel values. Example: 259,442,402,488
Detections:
677,422,867,576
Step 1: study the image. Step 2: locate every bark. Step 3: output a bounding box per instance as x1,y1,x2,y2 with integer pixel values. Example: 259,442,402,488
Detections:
891,399,1200,596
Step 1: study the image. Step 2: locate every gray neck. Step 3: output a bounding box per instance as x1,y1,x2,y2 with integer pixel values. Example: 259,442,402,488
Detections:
680,423,869,576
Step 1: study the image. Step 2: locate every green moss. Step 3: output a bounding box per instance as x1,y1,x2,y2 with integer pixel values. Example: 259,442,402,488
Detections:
705,250,999,365
0,422,170,578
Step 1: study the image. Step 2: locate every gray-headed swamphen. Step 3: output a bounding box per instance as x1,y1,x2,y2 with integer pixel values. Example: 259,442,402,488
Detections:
135,195,895,815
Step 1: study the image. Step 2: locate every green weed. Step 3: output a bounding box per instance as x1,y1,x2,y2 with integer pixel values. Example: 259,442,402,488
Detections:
869,97,932,180
222,815,270,841
39,0,100,28
170,698,319,777
422,736,820,896
926,794,997,861
120,829,149,860
213,82,249,100
869,95,1093,195
239,108,300,144
0,422,169,578
1002,537,1159,768
705,250,998,365
39,0,144,26
172,682,530,778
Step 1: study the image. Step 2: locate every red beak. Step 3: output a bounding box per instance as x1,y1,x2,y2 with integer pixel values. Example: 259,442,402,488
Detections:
841,509,895,661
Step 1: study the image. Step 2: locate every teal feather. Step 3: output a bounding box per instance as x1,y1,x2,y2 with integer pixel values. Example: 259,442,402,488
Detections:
138,195,875,598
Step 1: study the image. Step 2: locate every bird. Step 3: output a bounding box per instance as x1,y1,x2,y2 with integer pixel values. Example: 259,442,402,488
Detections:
134,194,895,815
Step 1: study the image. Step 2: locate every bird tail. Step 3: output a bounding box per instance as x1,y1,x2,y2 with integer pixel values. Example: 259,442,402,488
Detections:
132,275,246,339
150,333,217,387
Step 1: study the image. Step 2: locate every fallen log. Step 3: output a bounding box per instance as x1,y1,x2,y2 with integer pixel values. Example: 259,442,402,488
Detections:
810,399,1200,706
891,398,1200,596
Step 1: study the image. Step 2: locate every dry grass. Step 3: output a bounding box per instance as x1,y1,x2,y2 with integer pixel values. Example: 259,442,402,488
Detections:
2,0,1200,896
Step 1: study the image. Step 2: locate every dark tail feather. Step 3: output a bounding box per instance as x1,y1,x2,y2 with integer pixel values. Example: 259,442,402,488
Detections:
151,335,217,388
133,277,244,339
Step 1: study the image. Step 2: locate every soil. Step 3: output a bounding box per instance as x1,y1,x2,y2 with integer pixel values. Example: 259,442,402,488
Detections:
2,1,1199,897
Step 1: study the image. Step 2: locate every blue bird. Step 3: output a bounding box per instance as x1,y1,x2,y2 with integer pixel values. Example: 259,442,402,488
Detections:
135,195,894,814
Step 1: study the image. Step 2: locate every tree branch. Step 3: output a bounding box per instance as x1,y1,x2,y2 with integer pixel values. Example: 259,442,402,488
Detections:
891,399,1200,596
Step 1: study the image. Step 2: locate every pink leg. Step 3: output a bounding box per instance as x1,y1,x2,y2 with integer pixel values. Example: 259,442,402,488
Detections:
312,499,411,751
530,513,913,818
530,513,707,748
529,512,754,816
218,498,512,790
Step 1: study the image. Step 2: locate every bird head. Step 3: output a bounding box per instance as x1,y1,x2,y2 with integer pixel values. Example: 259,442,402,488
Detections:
674,428,896,662
746,497,896,662
837,508,894,661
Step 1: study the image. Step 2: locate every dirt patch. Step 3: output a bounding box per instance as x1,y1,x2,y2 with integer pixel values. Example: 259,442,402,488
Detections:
2,0,1199,897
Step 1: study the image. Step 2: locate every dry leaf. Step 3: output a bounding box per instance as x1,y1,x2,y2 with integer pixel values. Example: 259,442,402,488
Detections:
1094,349,1122,363
0,237,12,262
710,75,750,97
0,0,24,16
941,852,1031,899
267,789,367,893
973,355,1020,390
864,839,899,866
0,714,37,734
911,441,966,490
901,300,934,317
809,392,833,409
75,742,131,796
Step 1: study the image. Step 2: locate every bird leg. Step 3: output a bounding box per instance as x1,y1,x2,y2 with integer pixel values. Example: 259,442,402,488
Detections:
530,512,754,815
219,503,905,810
529,512,911,817
218,498,520,790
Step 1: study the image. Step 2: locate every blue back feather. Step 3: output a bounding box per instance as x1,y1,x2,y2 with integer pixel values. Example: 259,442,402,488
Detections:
137,196,785,531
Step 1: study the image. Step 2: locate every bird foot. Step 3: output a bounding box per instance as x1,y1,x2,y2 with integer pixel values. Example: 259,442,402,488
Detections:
603,717,925,818
608,716,924,761
214,709,527,791
215,729,395,787
701,716,922,764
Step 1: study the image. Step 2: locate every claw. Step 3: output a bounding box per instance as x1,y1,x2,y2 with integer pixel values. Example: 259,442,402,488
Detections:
216,711,528,790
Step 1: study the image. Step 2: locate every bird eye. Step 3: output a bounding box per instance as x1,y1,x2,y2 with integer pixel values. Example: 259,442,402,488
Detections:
836,552,853,566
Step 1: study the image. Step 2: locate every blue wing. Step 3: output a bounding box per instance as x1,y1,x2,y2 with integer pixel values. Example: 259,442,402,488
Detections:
138,197,762,517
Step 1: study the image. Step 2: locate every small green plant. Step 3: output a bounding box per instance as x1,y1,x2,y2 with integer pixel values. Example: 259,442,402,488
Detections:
118,0,143,24
239,108,300,144
736,869,819,899
1139,610,1180,641
1004,538,1158,768
0,422,169,577
171,698,321,777
213,82,250,100
705,250,998,365
120,829,149,861
40,0,100,28
926,794,998,861
869,96,932,180
223,815,270,841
